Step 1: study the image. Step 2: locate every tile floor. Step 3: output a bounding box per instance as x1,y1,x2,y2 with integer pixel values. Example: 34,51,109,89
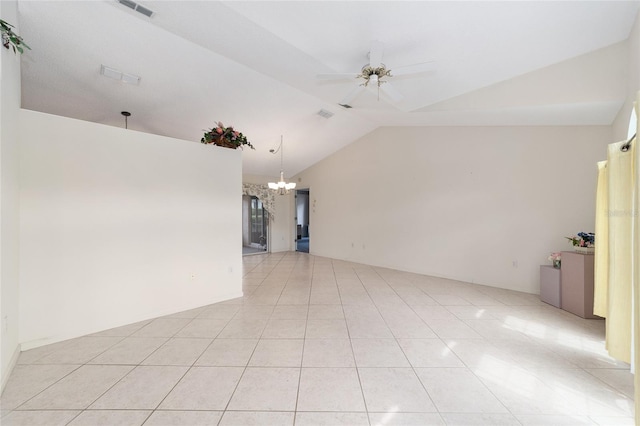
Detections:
0,252,634,425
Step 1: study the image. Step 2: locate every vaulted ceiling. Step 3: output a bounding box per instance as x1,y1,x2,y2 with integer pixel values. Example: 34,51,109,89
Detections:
16,1,640,177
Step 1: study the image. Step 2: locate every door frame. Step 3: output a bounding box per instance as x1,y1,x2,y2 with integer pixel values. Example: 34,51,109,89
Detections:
294,188,310,253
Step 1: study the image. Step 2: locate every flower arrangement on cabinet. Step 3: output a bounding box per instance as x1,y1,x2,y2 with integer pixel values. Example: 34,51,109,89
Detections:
548,252,561,268
565,232,595,248
201,122,254,150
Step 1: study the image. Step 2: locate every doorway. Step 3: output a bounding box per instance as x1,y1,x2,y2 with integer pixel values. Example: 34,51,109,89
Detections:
295,189,310,253
242,195,268,255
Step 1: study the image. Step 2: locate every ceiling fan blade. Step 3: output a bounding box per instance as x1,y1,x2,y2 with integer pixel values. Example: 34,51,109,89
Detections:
380,82,404,102
391,61,436,76
369,40,384,68
317,73,359,80
340,85,365,105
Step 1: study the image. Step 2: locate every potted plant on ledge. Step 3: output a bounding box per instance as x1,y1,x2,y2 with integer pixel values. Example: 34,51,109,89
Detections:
201,122,254,150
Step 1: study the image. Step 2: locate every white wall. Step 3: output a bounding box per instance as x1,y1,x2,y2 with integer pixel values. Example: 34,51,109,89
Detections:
243,174,293,252
0,0,23,391
613,10,640,139
295,126,611,294
19,110,242,349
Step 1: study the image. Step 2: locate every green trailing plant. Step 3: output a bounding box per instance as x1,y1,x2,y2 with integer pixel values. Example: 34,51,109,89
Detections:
1,19,30,54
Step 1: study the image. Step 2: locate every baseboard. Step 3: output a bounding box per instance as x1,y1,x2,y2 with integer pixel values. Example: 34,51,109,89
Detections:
20,290,245,351
1,342,21,394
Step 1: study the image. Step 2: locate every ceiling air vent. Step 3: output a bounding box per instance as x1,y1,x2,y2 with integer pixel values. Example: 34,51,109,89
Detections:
317,109,334,119
101,65,141,85
117,0,154,17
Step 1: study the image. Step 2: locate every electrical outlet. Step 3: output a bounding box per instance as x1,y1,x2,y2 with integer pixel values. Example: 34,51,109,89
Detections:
512,260,518,268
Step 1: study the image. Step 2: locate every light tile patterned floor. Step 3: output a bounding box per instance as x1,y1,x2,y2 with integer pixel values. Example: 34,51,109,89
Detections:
0,252,634,425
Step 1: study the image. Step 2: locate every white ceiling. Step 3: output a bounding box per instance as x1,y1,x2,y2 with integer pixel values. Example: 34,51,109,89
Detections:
16,0,640,177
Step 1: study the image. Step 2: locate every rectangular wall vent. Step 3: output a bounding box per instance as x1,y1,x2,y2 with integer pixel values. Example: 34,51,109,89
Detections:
117,0,154,17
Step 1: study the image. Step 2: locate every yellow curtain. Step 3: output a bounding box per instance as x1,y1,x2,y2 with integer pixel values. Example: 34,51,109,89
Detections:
593,161,609,317
605,139,635,364
631,94,639,426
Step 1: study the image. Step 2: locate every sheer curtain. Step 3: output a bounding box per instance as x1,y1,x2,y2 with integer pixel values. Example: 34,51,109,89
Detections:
593,161,608,318
593,94,637,424
604,140,635,364
633,94,639,426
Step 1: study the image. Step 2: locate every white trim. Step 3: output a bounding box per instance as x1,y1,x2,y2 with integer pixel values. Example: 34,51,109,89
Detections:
19,291,243,351
1,342,22,393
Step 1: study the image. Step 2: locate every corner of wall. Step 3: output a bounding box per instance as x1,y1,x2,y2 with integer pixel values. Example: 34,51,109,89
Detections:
612,7,640,140
0,343,20,391
0,0,22,393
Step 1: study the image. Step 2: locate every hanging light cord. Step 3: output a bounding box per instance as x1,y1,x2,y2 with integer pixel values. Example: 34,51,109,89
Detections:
270,136,285,172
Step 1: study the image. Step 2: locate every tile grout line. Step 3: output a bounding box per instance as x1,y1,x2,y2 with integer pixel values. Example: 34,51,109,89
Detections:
401,272,522,419
8,327,138,417
362,266,448,422
369,267,528,422
334,258,373,426
293,253,313,425
143,252,277,425
218,252,294,420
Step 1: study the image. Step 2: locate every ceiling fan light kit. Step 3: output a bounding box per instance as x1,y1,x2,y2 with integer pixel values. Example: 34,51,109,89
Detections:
356,65,392,100
357,65,392,88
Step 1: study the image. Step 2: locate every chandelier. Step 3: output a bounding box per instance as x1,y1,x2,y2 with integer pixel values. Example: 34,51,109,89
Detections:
268,136,296,195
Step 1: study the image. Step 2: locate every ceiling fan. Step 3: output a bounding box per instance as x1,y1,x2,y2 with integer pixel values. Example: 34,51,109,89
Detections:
317,40,435,108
